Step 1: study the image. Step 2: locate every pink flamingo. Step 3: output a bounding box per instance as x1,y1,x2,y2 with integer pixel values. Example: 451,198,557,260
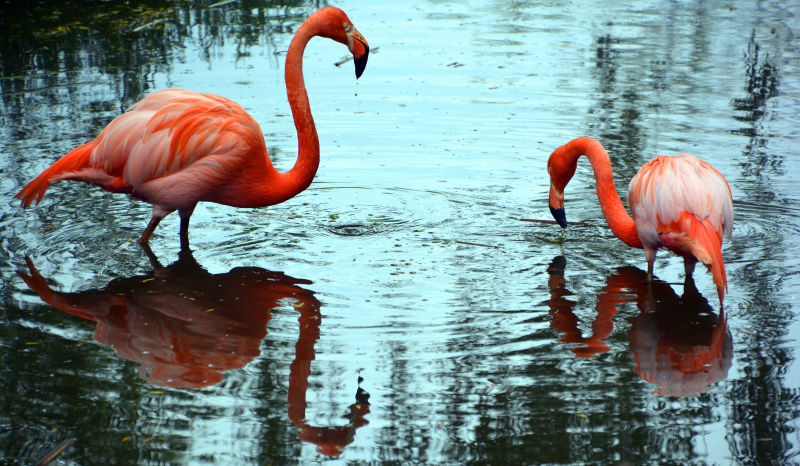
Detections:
16,7,368,246
547,137,733,305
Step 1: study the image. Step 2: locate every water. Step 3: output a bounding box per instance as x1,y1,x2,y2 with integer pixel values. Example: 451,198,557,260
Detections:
2,0,799,463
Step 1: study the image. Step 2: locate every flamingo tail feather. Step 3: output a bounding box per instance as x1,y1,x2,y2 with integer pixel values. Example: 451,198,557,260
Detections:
16,142,95,207
659,213,727,303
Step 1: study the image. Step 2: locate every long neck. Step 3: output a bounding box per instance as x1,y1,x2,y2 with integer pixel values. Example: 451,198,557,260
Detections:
276,17,321,200
565,137,643,248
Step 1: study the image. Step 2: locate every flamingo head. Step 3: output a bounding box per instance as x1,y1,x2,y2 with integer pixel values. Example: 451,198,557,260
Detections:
547,148,578,228
315,7,370,78
345,23,369,79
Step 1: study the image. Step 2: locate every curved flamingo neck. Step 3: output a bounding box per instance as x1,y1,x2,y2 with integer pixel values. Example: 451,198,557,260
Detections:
275,13,323,200
561,137,643,249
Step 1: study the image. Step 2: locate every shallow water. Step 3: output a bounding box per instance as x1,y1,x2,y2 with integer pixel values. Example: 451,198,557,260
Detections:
2,0,800,463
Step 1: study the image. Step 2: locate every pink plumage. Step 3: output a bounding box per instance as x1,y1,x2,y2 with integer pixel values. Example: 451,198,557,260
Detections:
629,154,733,303
20,90,265,211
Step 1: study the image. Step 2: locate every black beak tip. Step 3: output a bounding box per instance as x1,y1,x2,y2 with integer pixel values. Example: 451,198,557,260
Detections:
354,45,369,79
550,206,567,228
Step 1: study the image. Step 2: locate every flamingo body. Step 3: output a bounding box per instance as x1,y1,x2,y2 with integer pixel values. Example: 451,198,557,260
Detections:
16,7,369,245
547,137,733,305
20,90,268,211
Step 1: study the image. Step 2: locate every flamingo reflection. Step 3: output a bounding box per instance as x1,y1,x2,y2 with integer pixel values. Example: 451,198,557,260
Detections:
545,256,732,397
17,246,369,456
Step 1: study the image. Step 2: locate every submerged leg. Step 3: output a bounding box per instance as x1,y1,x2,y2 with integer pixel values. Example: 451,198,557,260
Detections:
178,206,196,250
684,258,697,282
644,248,657,282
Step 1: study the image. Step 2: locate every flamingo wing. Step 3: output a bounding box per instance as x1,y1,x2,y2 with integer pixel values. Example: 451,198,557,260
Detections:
628,154,733,250
82,89,267,211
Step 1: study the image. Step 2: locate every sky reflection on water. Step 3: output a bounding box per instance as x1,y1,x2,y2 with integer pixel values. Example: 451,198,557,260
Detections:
1,0,800,464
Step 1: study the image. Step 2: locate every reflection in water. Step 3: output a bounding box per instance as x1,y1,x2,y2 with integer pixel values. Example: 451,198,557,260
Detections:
732,31,782,183
0,1,306,109
545,256,732,397
588,32,646,176
17,246,369,456
727,30,796,462
546,256,616,358
626,269,733,397
732,32,779,127
2,0,798,463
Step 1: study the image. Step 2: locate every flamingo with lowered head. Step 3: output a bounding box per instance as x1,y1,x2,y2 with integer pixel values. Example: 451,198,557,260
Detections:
547,137,733,305
16,7,368,247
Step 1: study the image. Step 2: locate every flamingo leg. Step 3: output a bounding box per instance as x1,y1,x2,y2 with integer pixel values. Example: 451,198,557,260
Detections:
179,206,195,250
138,216,163,244
645,248,657,282
684,258,697,280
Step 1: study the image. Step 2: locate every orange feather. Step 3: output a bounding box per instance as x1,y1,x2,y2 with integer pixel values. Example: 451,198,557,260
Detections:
16,141,116,207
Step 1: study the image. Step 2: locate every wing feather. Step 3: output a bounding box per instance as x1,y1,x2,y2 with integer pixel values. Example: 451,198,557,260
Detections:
628,154,733,249
81,89,266,209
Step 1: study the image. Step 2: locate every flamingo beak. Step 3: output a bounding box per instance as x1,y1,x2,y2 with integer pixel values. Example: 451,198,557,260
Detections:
550,205,567,228
353,36,369,79
549,185,567,228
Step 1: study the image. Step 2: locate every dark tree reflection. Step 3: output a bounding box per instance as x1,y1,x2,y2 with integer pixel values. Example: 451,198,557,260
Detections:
731,31,782,180
587,33,646,180
727,30,799,464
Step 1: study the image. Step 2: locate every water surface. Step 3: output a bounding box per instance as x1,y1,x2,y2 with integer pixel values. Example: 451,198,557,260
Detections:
1,0,799,463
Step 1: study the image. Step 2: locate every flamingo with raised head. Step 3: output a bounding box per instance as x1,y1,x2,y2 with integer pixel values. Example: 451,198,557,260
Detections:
16,7,368,247
547,137,733,305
